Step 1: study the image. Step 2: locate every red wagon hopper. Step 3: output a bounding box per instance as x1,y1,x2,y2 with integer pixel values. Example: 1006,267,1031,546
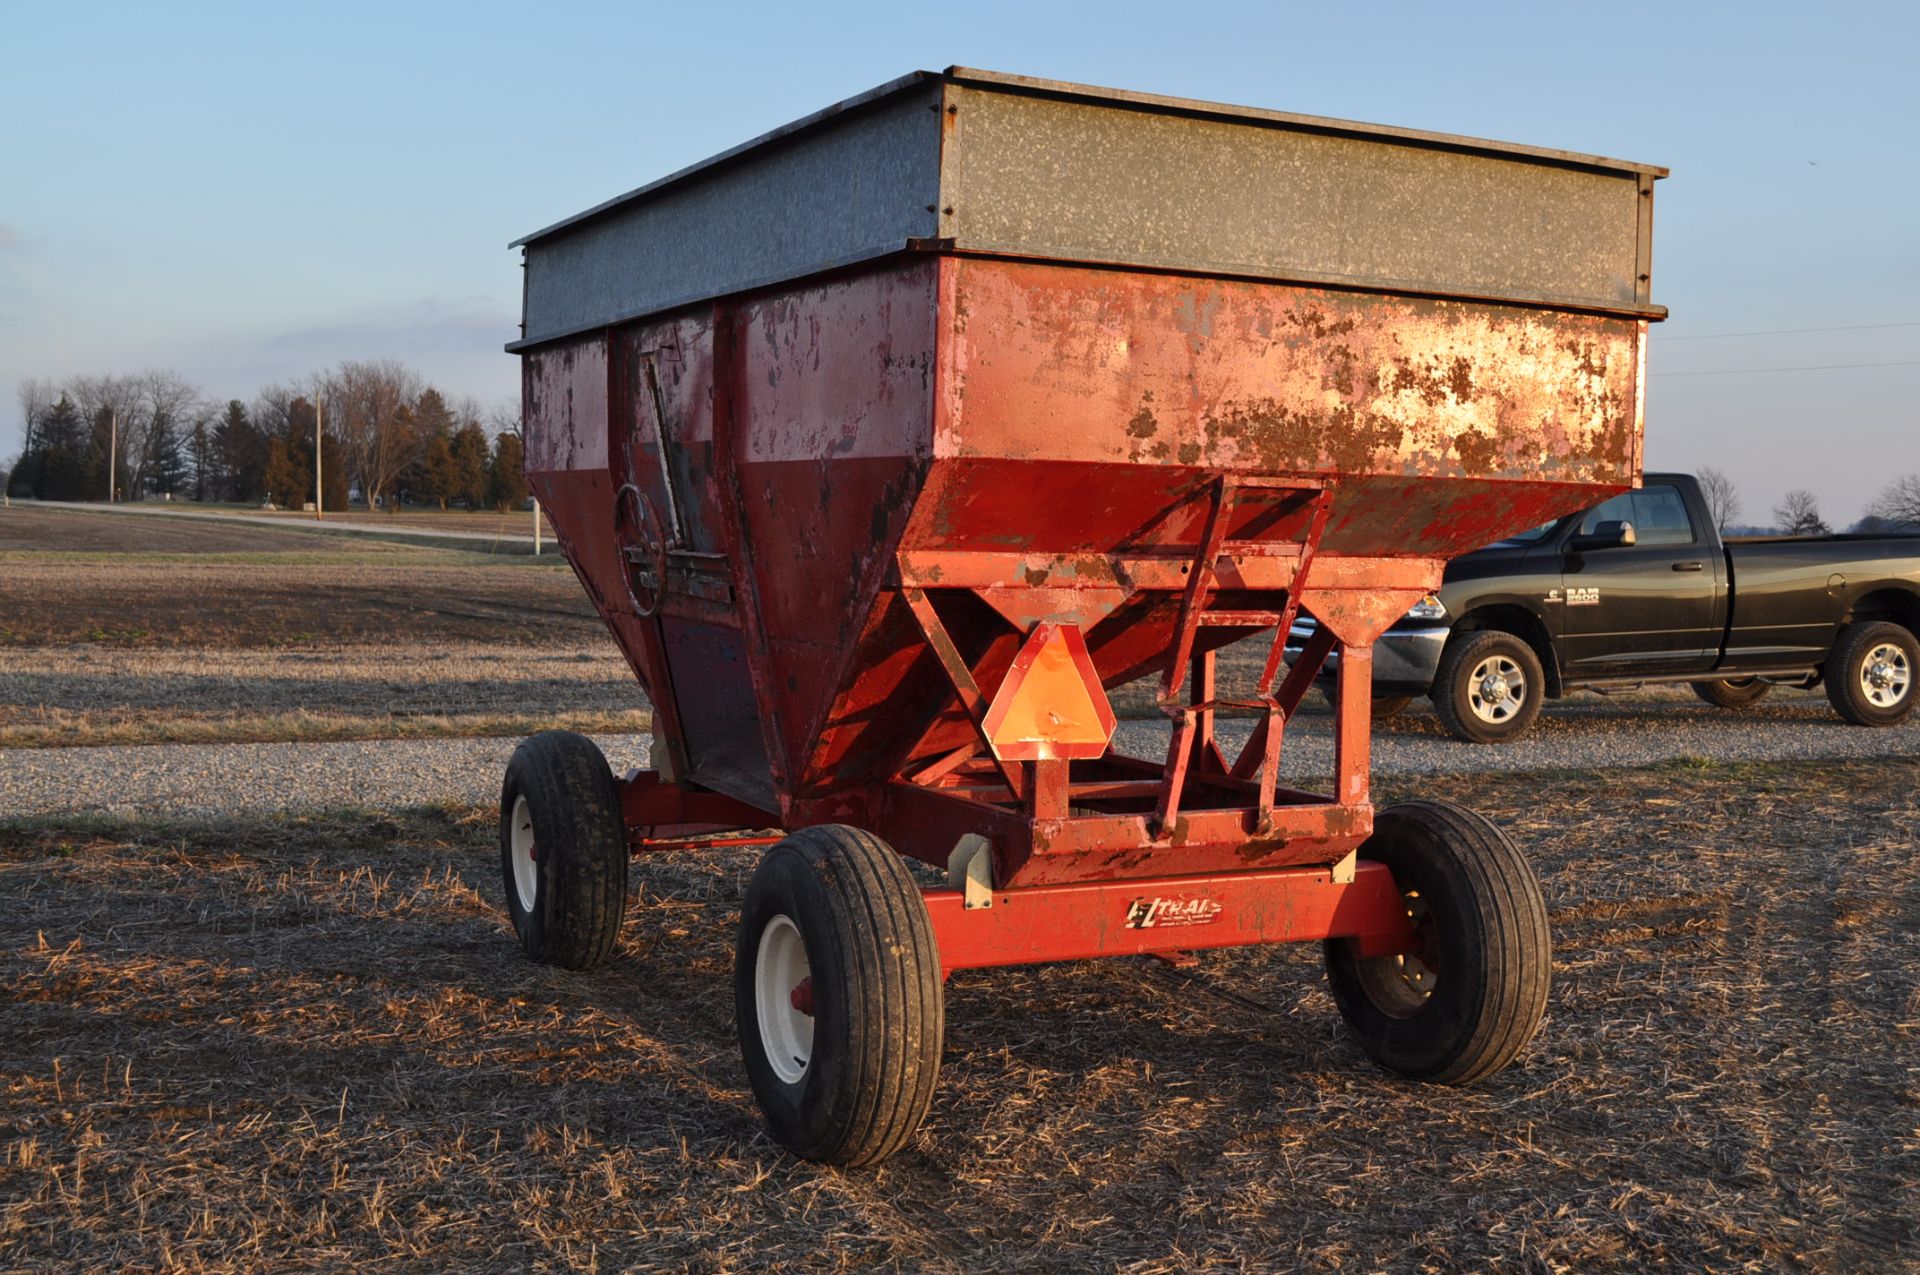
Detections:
501,68,1665,1164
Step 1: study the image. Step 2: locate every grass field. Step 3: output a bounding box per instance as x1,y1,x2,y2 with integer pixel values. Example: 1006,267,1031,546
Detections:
0,504,642,747
185,503,556,539
3,757,1916,1271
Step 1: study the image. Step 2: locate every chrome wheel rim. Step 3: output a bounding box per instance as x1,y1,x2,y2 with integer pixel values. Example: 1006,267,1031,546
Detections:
755,915,814,1084
509,795,538,914
1861,642,1911,708
1467,654,1527,725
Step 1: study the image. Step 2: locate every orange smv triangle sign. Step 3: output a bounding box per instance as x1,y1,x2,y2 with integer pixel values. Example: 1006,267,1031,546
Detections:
982,623,1117,762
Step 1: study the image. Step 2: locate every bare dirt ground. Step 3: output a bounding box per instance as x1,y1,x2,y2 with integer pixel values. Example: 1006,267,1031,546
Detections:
2,502,582,649
1,506,629,746
0,644,647,749
3,757,1916,1273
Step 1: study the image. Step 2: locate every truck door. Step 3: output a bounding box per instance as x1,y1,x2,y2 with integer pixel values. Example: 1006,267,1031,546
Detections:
1555,480,1725,678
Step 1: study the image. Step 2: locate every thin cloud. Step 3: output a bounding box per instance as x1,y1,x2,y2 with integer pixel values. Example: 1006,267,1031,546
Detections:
0,224,19,251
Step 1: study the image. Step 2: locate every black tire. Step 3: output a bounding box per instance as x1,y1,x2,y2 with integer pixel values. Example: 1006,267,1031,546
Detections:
1690,677,1772,709
735,825,943,1166
499,731,628,969
1371,694,1413,722
1325,800,1550,1084
1824,620,1918,726
1431,630,1546,744
1319,687,1414,722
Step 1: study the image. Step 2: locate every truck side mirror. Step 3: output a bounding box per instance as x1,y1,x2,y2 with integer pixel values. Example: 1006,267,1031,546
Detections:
1570,519,1637,551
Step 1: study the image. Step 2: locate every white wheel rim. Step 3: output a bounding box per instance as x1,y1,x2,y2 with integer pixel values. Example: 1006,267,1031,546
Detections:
1860,642,1911,708
1467,654,1527,725
755,915,814,1084
509,795,538,914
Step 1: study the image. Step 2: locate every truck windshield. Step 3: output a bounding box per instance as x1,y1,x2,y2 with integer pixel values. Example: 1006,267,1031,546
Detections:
1505,520,1560,544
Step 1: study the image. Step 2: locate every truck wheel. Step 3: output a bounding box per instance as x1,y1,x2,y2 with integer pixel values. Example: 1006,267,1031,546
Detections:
1690,678,1772,709
1431,630,1545,743
735,825,943,1166
499,731,629,969
1825,621,1917,726
1319,687,1414,721
1325,800,1550,1084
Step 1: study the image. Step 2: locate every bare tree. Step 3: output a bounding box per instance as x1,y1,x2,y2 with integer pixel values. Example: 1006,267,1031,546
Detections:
486,396,523,440
1773,489,1830,536
1696,466,1741,531
13,378,54,470
65,373,145,499
1865,474,1920,529
134,371,203,498
321,359,422,508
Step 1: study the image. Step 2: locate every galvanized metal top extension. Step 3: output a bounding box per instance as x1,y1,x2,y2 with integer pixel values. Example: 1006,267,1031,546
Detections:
510,67,1666,351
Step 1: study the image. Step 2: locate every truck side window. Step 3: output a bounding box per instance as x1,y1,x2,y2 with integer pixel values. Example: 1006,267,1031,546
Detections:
1578,484,1696,547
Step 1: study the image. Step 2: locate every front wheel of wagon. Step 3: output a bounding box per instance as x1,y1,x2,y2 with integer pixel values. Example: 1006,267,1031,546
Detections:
499,731,628,969
735,826,944,1167
1324,800,1550,1085
1824,620,1917,726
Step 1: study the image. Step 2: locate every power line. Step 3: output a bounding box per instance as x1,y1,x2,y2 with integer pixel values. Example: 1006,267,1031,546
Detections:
1661,319,1920,341
1650,358,1920,378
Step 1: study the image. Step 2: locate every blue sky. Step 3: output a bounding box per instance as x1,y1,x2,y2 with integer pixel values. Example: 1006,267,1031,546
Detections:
2,0,1915,522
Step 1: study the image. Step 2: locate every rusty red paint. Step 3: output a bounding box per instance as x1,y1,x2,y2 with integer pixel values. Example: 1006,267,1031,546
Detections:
924,858,1416,974
520,242,1645,966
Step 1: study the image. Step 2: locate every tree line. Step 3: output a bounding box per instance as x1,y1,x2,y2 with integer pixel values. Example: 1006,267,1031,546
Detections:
1682,466,1918,536
6,361,529,513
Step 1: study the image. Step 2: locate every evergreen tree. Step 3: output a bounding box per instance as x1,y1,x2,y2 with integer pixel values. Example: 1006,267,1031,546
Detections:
215,400,266,501
422,433,458,510
262,438,302,508
147,414,187,498
451,421,491,509
33,398,92,500
284,398,319,508
187,414,217,501
317,431,349,512
490,432,529,512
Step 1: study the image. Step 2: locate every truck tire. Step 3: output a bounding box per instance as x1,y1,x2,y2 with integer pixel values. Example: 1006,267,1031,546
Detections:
735,825,943,1166
499,731,629,969
1690,677,1772,709
1319,687,1414,721
1431,630,1545,744
1325,800,1550,1084
1824,621,1917,726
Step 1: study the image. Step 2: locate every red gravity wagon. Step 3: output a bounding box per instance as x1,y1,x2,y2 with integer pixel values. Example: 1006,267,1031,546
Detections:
499,69,1665,1165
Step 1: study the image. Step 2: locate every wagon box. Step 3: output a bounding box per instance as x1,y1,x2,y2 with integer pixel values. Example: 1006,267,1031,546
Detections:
500,67,1664,1165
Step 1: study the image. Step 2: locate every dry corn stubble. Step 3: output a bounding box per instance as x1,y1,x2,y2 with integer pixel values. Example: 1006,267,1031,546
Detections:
2,757,1916,1272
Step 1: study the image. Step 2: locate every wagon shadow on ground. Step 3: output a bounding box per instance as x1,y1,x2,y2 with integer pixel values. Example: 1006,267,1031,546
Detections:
3,757,1917,1272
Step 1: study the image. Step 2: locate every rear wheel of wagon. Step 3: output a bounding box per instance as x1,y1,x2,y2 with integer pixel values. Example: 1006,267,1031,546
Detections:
735,825,943,1167
1431,630,1545,744
499,731,629,969
1690,677,1772,709
1324,800,1550,1084
1824,620,1917,726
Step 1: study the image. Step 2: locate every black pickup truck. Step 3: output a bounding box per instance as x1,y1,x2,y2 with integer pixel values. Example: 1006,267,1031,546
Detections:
1297,472,1920,742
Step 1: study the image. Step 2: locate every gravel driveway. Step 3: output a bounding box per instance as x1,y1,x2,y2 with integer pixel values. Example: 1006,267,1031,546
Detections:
4,689,1915,818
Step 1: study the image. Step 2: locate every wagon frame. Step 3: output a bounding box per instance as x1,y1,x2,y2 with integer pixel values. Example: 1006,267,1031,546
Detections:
500,68,1663,1164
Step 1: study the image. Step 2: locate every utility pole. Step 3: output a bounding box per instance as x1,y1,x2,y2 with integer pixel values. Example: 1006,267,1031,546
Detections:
315,395,323,521
109,408,118,503
533,496,541,556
